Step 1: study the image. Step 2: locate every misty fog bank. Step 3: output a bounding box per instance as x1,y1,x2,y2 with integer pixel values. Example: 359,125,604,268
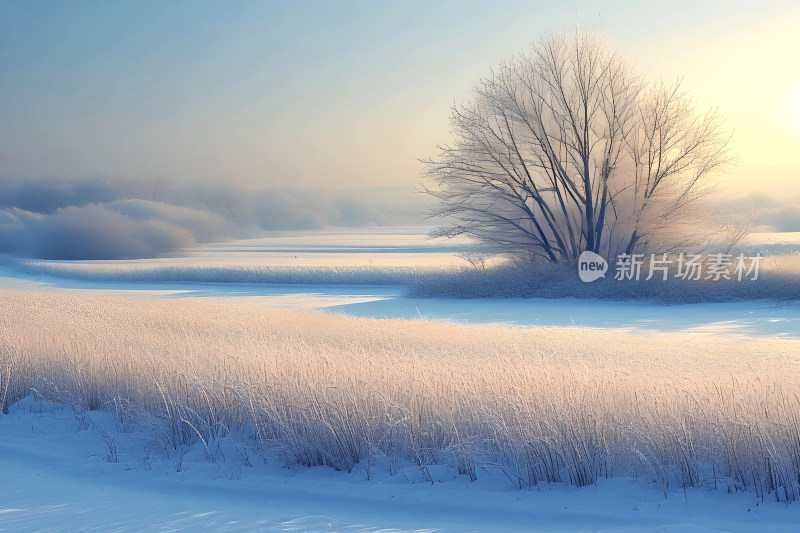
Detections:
0,177,796,260
0,177,426,259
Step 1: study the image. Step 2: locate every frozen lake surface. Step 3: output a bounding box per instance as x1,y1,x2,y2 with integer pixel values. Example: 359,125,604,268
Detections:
1,227,800,337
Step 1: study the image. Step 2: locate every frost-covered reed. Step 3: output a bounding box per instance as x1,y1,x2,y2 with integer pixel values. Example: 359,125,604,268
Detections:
7,254,800,303
2,288,800,501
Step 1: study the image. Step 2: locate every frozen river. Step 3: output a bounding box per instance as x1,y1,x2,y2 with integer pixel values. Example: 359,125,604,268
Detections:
1,228,799,338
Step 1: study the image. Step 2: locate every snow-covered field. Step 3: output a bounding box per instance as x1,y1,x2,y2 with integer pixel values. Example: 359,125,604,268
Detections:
2,227,800,532
3,396,798,533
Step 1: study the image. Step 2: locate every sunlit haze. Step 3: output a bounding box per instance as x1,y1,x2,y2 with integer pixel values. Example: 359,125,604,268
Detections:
1,0,797,197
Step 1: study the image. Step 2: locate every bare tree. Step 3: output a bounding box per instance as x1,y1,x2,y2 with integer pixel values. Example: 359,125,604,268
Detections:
421,32,733,263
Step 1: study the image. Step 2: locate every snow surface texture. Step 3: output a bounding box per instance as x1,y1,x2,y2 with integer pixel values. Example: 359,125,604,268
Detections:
2,396,798,533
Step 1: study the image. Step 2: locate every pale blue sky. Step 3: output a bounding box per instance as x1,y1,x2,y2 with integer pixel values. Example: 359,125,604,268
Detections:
1,0,798,195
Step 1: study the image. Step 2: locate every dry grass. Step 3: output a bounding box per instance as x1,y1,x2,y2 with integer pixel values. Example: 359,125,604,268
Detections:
2,288,799,500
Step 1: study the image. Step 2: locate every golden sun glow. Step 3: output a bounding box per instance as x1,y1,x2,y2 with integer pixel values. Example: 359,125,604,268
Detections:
785,80,800,134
